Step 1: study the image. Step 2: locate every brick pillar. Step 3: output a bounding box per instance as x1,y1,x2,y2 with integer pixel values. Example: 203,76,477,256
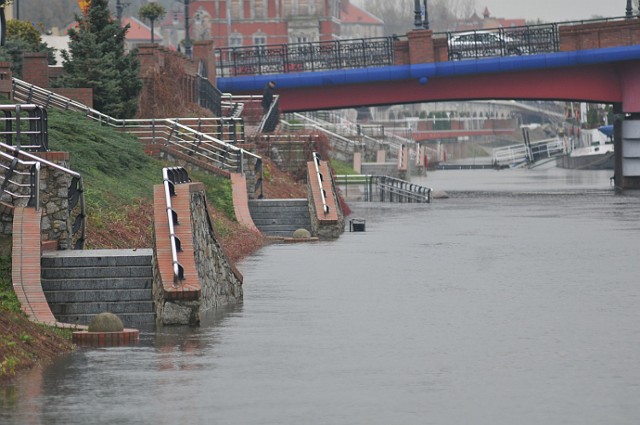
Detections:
352,151,362,174
192,40,216,85
393,40,410,66
23,53,50,88
0,62,13,99
137,44,158,77
407,29,434,64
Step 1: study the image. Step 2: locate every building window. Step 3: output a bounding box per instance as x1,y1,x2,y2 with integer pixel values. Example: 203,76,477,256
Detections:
253,34,267,46
229,33,243,47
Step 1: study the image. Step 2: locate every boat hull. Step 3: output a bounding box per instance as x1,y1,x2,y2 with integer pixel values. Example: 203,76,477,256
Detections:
556,152,614,170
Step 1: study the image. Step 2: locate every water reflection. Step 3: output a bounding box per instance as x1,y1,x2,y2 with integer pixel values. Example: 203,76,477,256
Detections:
2,168,640,425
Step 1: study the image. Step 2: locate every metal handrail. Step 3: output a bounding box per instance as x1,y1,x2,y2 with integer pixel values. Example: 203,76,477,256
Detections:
376,176,432,203
312,152,329,214
216,36,395,77
281,114,363,153
12,78,262,174
0,151,39,209
0,104,49,152
492,137,564,166
1,141,86,248
335,174,431,203
162,167,188,287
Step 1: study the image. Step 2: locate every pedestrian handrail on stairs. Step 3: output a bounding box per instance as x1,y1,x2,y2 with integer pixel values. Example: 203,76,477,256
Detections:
1,141,87,248
162,167,190,287
312,152,329,214
0,149,40,209
0,104,49,152
12,78,261,179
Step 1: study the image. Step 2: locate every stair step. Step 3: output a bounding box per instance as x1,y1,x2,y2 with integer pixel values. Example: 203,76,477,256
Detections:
41,249,153,267
42,266,153,279
252,217,311,226
49,301,154,315
41,277,152,291
44,289,152,303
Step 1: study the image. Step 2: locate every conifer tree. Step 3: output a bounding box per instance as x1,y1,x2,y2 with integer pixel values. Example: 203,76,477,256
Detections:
55,0,142,119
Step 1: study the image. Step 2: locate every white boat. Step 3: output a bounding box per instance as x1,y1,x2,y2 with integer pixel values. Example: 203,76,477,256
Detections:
556,126,614,170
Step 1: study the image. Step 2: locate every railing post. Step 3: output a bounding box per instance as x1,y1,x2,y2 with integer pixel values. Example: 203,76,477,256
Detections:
15,104,21,149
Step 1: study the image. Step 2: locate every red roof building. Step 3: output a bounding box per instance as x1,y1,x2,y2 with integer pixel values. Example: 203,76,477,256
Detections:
452,7,526,32
123,17,164,50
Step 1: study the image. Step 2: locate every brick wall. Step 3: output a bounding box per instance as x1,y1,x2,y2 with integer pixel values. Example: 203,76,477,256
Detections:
407,30,434,64
51,88,94,108
559,19,640,51
22,53,50,88
0,62,13,99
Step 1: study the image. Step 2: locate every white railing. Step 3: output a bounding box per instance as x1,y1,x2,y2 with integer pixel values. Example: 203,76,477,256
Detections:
162,167,188,287
312,152,329,214
12,78,261,174
492,137,565,167
281,113,363,154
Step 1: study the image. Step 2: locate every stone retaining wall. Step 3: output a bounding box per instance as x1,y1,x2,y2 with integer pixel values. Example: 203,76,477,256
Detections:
0,152,73,250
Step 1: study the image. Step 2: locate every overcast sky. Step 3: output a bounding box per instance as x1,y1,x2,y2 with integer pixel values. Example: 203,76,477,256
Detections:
353,1,634,23
476,1,631,22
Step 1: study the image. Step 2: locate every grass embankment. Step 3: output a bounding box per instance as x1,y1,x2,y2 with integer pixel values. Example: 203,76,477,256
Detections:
1,107,284,381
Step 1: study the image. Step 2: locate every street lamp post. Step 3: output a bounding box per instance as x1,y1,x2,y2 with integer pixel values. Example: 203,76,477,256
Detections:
626,0,633,18
414,0,422,28
0,0,5,47
184,0,192,57
116,0,132,26
423,0,429,30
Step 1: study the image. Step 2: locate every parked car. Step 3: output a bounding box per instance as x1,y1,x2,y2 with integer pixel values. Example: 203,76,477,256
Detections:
448,31,528,60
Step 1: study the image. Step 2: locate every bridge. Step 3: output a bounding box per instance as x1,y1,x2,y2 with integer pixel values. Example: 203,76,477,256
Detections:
213,17,640,190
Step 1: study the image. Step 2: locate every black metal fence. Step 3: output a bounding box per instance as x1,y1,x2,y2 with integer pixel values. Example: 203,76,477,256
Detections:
216,37,396,77
444,23,560,61
216,16,634,75
196,74,223,117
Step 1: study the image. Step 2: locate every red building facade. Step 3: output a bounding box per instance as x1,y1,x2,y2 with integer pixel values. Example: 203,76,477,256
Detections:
160,0,382,50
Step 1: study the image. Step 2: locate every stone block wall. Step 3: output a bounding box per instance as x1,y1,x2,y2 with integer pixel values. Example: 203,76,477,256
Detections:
0,152,73,250
189,189,243,311
35,152,73,250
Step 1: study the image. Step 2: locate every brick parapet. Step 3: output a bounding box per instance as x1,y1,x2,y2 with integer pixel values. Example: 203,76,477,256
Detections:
306,160,344,239
23,53,50,89
192,40,217,85
0,62,13,99
407,29,435,64
559,19,640,51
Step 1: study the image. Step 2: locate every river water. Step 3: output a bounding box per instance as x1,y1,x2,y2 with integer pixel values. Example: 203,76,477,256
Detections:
2,166,640,425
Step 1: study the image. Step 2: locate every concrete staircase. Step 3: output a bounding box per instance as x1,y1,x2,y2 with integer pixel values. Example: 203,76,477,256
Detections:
41,249,155,327
248,198,311,237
